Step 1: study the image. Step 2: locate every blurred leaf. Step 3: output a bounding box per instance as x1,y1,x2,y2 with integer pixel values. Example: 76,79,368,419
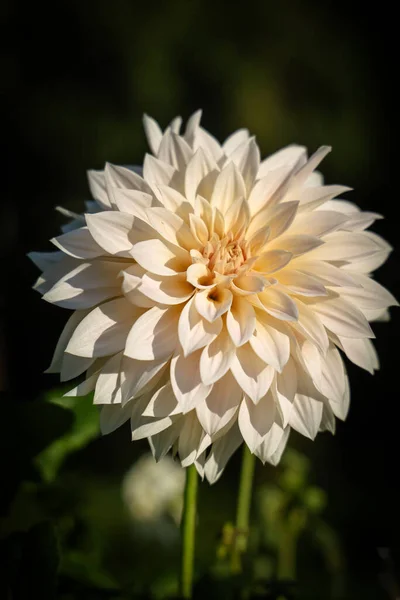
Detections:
35,390,100,482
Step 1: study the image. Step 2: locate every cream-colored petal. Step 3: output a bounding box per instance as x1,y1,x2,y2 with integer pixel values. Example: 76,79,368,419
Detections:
171,350,212,413
66,298,139,358
196,371,241,437
253,250,293,274
200,328,236,385
238,393,276,451
195,287,233,322
226,296,256,347
143,113,163,155
51,227,104,259
178,295,222,356
257,287,299,321
139,273,194,305
124,305,180,360
210,162,246,216
131,238,191,276
231,344,274,403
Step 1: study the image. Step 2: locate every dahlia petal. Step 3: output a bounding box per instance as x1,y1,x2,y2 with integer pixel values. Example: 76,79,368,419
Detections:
311,295,375,338
143,153,176,186
290,210,348,237
143,113,163,155
248,201,299,240
232,273,267,296
100,403,132,435
250,312,290,372
94,352,123,405
139,273,194,305
231,344,274,403
45,309,91,373
193,127,224,162
200,328,236,385
238,393,276,451
64,371,99,397
253,422,288,465
146,207,201,251
43,284,120,309
257,287,299,321
28,250,63,272
222,129,250,156
195,287,233,322
294,146,331,185
289,395,323,440
124,305,180,361
226,296,256,346
253,250,293,274
178,296,222,356
343,251,391,274
318,346,346,407
320,405,336,434
293,300,329,353
204,423,242,484
158,130,193,171
196,372,241,436
295,185,352,211
210,162,246,216
299,340,322,387
268,234,324,256
247,226,271,254
131,393,175,440
121,357,168,404
112,189,153,220
51,227,104,259
87,169,111,209
170,350,213,413
189,213,209,245
229,137,260,194
148,419,182,462
143,382,180,417
224,198,250,235
85,212,135,255
185,147,218,204
131,238,191,276
292,260,359,288
60,353,94,383
264,426,290,466
104,162,151,192
273,358,297,426
329,375,350,421
186,263,215,289
332,273,398,310
66,298,138,358
178,412,204,467
277,269,327,297
154,185,193,222
258,144,307,179
184,110,202,146
307,231,384,262
121,265,157,308
343,211,383,231
338,336,379,374
169,116,183,133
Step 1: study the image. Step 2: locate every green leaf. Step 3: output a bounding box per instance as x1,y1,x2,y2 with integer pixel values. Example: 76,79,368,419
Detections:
35,389,100,482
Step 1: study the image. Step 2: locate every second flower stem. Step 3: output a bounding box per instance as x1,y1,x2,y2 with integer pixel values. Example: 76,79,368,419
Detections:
231,444,256,574
180,464,198,599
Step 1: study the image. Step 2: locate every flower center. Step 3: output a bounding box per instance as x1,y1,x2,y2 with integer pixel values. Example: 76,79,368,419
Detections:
204,234,247,275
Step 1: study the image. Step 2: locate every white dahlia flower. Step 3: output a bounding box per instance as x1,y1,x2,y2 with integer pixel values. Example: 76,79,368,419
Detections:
30,111,397,484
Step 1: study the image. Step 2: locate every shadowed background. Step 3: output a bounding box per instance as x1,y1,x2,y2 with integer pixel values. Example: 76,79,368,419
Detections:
2,0,399,598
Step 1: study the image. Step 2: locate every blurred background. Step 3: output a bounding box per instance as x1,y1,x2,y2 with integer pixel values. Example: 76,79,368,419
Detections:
2,0,399,598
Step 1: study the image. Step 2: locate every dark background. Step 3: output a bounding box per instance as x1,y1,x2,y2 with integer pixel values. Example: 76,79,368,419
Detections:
2,1,399,598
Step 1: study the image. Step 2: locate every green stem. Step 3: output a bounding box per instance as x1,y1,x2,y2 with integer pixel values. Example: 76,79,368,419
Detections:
180,464,198,599
231,445,256,574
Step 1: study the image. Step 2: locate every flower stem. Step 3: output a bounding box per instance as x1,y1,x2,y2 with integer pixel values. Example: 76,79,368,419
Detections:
180,464,198,599
231,444,256,574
